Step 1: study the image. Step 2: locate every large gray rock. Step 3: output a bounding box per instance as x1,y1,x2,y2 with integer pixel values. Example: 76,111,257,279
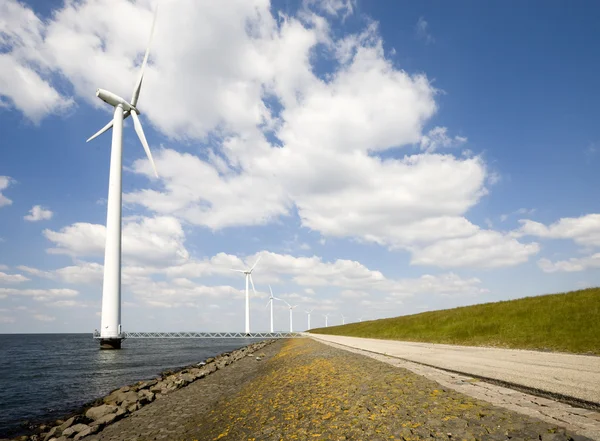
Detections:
103,389,138,405
137,389,155,404
179,373,195,383
85,404,117,421
89,412,117,427
43,426,59,441
61,423,88,437
73,425,99,440
58,417,75,432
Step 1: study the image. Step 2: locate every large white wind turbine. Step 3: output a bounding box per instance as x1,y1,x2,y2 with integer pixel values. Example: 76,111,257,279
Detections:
304,309,314,330
323,313,330,327
231,256,261,334
88,7,159,349
278,298,298,332
266,285,280,333
340,313,347,325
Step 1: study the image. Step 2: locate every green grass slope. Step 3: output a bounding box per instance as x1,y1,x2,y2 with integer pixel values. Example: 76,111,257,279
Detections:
310,288,600,355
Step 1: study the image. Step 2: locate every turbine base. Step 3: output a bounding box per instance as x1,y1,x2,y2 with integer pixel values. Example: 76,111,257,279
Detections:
100,338,123,350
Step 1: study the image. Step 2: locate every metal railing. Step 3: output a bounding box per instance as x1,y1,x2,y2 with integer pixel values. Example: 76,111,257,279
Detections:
92,331,306,339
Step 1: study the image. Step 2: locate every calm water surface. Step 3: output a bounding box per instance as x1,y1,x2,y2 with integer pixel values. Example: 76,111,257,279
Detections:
0,334,260,437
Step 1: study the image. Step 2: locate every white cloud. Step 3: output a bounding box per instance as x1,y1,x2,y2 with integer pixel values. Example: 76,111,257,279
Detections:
415,17,434,44
420,126,466,153
0,176,13,207
43,216,189,266
33,314,56,322
538,254,600,273
515,214,600,247
304,0,354,19
24,205,53,221
0,265,8,270
0,1,73,122
0,287,78,301
19,249,487,311
0,271,29,283
411,230,540,268
0,316,16,324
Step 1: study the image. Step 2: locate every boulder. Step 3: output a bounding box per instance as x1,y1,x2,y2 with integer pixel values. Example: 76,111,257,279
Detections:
137,389,155,404
74,425,99,441
43,427,59,441
149,382,164,393
61,423,89,437
127,402,140,413
104,390,138,405
85,404,117,421
58,417,75,432
89,412,117,427
179,373,195,383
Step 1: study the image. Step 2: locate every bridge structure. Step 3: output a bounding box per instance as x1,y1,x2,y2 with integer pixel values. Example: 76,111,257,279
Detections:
93,331,307,341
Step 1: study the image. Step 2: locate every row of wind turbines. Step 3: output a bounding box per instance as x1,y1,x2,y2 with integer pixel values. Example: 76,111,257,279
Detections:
232,256,366,333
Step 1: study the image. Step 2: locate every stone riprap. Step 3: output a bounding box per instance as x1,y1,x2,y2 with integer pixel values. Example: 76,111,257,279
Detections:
3,340,272,441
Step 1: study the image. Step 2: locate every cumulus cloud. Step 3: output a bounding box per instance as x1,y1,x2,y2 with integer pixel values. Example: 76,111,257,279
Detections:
24,205,53,221
515,214,600,247
0,271,29,283
0,1,73,122
0,176,13,207
21,250,488,312
1,0,539,281
0,287,78,301
538,254,600,273
411,230,540,269
420,126,466,153
43,216,189,266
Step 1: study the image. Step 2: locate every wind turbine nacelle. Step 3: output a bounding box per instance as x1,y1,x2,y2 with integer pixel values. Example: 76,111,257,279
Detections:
96,89,136,112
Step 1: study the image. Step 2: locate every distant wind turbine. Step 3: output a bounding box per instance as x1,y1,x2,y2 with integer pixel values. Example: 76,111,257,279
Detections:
266,285,280,333
88,6,159,350
304,309,314,330
278,298,298,332
323,313,330,327
231,256,261,334
340,313,347,325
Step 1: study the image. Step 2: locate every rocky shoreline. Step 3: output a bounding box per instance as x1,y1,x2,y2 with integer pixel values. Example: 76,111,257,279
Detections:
3,340,273,441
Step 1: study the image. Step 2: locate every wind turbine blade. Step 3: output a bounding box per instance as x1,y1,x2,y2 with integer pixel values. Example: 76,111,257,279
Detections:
130,111,158,178
268,284,273,296
249,274,257,295
86,119,114,143
230,269,246,273
131,4,158,107
265,299,271,308
250,255,262,272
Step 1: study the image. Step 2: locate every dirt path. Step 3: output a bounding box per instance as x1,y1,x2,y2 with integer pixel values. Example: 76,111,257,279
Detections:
84,338,591,441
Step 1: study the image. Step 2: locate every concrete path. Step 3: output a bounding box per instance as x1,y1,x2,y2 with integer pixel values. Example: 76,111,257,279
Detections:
309,334,600,406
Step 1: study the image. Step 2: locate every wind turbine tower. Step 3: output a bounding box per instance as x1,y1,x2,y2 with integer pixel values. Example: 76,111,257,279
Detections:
341,313,347,325
323,313,330,327
266,285,279,333
88,7,159,349
231,256,261,334
278,298,297,332
305,309,314,330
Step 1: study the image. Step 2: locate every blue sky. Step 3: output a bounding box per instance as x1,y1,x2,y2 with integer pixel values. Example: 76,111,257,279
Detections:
1,0,599,333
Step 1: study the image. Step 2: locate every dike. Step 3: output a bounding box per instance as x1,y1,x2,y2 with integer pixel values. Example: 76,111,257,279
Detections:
3,340,274,441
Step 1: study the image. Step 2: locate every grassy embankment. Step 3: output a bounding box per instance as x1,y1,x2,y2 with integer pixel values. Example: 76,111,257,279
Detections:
310,288,600,355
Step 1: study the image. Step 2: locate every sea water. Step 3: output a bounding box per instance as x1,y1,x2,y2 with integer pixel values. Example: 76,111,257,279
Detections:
0,334,260,437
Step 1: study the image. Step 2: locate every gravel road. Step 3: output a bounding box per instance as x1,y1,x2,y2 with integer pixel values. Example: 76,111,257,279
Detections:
310,334,600,406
